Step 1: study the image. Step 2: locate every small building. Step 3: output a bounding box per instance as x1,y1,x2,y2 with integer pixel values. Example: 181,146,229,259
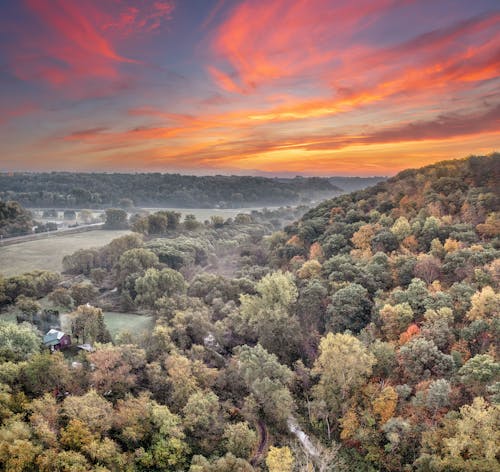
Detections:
77,344,94,353
43,329,71,351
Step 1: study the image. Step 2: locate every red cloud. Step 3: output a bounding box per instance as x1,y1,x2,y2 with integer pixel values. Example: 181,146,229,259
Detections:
102,1,174,36
209,1,499,105
207,4,499,127
8,0,174,92
209,0,396,92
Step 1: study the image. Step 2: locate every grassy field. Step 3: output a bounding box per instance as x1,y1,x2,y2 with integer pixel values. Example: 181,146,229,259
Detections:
57,311,153,340
103,312,154,339
0,230,131,276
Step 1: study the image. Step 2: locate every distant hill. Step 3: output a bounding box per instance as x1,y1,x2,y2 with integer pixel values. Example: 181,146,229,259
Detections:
0,172,346,209
288,153,499,245
328,176,387,192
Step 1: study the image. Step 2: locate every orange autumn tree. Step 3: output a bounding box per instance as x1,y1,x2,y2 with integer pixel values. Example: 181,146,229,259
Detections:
399,324,421,345
309,242,324,261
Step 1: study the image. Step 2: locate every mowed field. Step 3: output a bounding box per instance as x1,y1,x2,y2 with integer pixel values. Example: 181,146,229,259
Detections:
103,312,154,339
57,311,153,340
0,230,131,276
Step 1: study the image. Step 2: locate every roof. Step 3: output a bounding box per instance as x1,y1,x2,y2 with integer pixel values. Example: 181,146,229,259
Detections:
77,344,94,352
43,329,66,346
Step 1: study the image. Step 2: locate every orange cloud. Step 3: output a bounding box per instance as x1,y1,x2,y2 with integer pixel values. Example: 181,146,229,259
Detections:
210,0,397,92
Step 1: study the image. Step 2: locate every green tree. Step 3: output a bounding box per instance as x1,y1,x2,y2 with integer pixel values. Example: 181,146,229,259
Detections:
183,391,222,453
399,337,454,384
296,278,328,331
223,422,257,459
99,233,143,269
135,268,186,308
21,352,70,397
391,216,412,241
48,287,73,308
458,354,500,395
184,214,201,230
327,283,373,333
238,271,300,362
189,453,253,472
147,213,168,234
66,305,111,345
426,379,451,414
16,295,42,323
0,321,40,362
116,248,159,284
104,208,128,229
235,344,294,426
164,354,200,411
39,449,91,471
164,211,181,230
62,248,100,275
70,282,98,306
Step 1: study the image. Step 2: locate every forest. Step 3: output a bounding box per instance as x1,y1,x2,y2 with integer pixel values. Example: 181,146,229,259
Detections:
0,173,385,209
0,154,498,471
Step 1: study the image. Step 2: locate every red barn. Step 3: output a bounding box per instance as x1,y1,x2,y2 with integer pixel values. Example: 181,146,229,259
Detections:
43,329,71,351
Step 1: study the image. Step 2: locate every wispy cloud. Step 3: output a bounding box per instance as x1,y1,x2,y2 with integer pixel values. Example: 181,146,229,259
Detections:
0,0,498,174
6,0,174,94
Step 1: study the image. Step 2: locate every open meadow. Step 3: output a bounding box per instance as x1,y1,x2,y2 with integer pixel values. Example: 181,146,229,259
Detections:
0,229,131,276
0,207,268,277
103,312,154,339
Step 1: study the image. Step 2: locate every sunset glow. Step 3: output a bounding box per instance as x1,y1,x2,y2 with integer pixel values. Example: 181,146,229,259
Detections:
1,0,498,175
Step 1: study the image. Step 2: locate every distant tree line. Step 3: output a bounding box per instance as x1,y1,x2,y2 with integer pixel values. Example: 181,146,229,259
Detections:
0,172,358,208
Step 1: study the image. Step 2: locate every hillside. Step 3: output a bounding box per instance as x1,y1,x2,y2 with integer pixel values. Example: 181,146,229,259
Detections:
267,153,499,470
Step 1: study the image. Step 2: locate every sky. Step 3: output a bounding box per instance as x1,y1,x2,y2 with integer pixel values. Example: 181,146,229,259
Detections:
0,0,499,176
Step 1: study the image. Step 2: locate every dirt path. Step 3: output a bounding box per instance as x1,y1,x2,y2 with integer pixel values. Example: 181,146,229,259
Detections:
0,223,105,246
250,420,268,466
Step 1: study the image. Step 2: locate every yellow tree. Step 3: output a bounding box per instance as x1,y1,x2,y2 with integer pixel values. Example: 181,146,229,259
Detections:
418,397,500,471
466,286,499,321
380,303,414,341
372,386,398,425
266,446,294,472
312,333,375,436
